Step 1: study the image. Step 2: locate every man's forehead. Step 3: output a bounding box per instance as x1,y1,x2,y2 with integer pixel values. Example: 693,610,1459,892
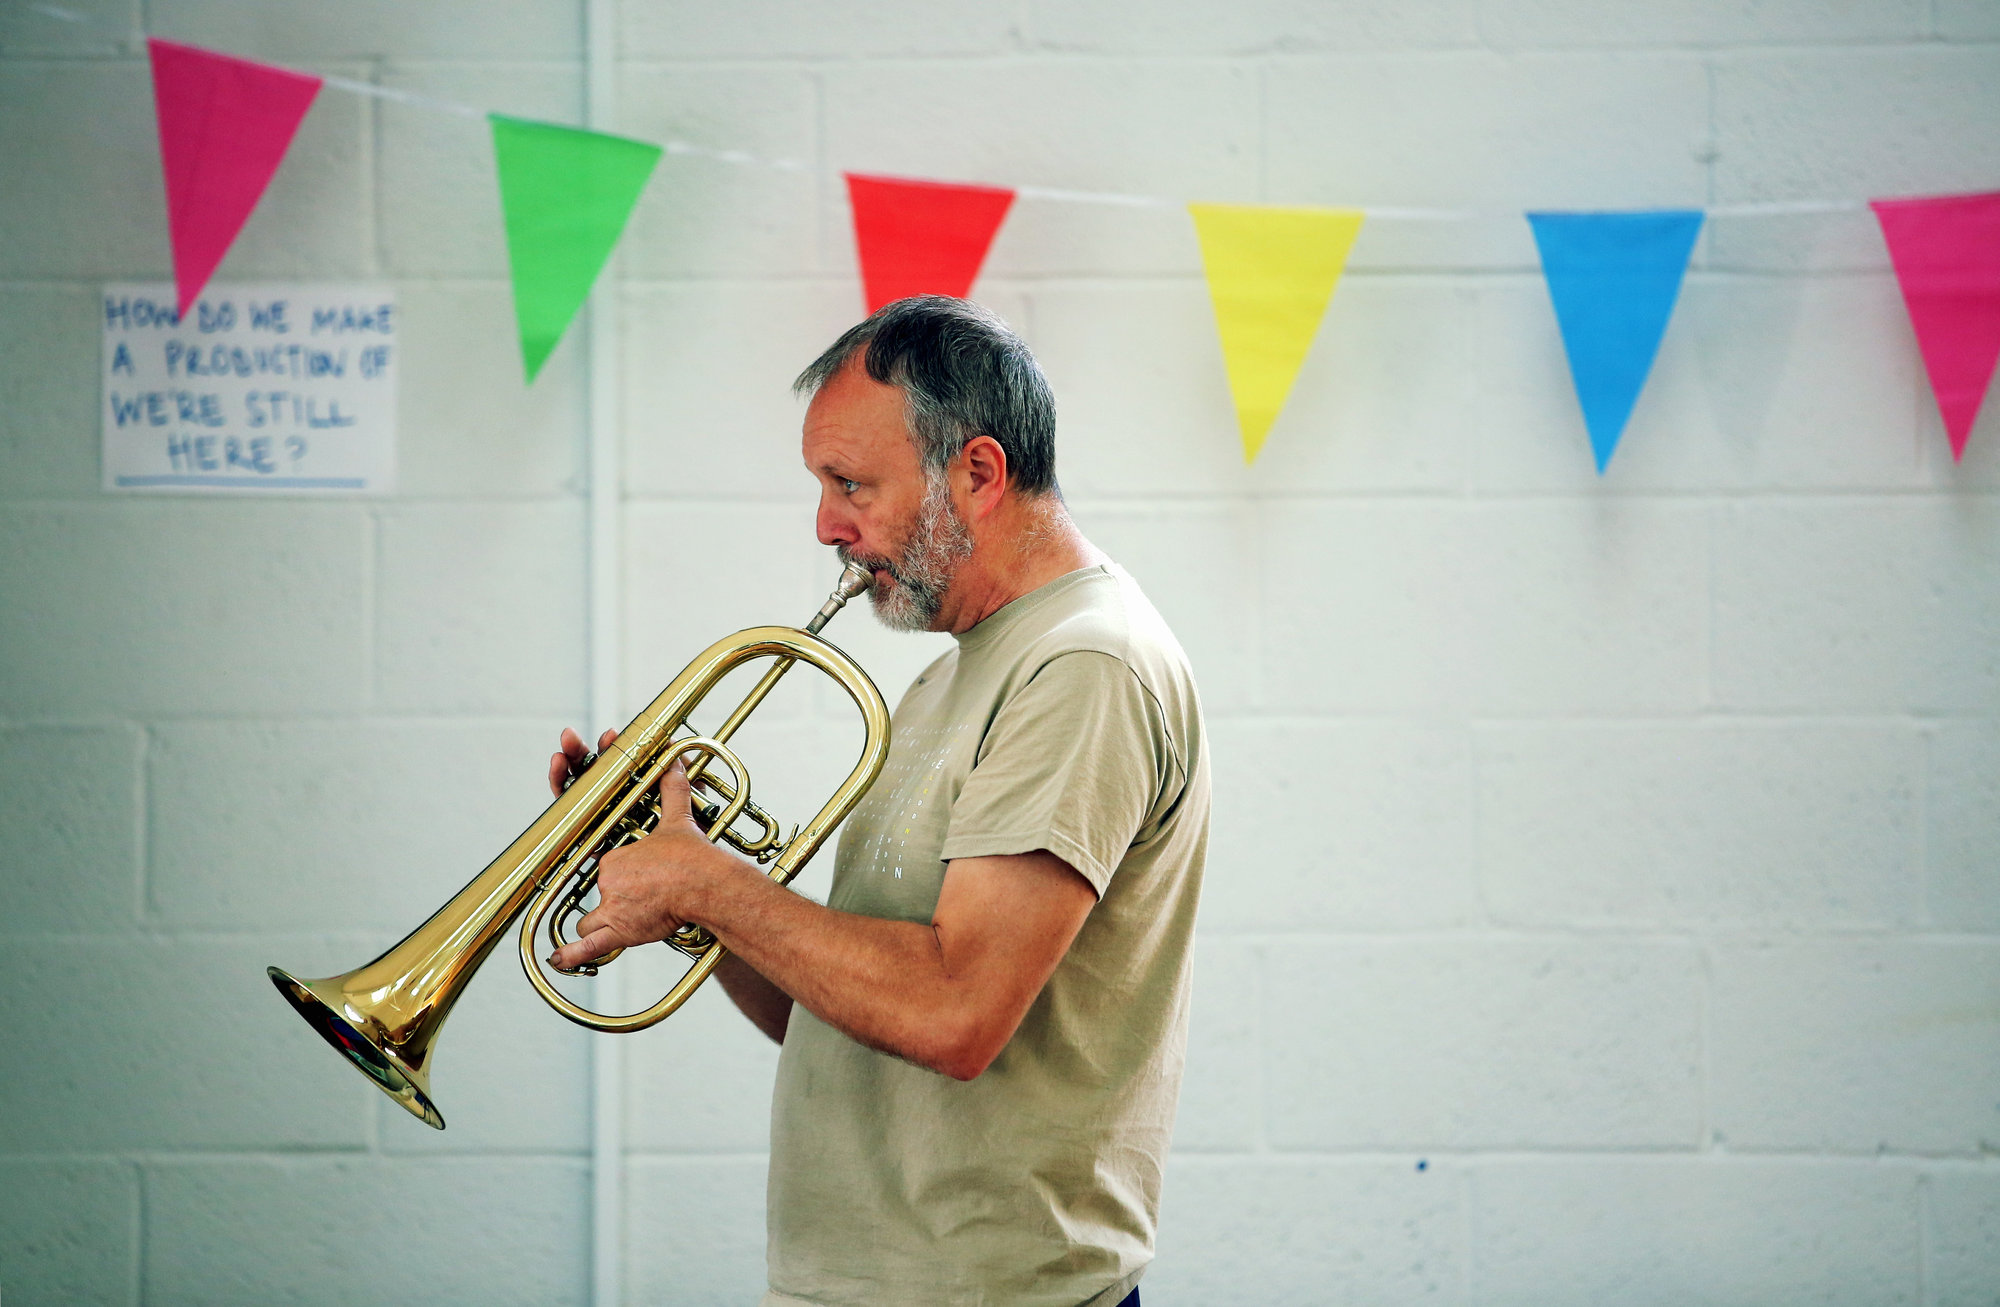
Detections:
801,369,916,468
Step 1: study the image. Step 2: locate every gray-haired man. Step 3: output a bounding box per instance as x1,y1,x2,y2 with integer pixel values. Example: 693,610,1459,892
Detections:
551,296,1209,1307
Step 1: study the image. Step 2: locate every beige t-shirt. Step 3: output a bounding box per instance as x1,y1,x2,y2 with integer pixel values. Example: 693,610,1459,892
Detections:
764,564,1209,1307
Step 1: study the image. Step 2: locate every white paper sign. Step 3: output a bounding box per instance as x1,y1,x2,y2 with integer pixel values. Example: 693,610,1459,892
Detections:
102,283,397,493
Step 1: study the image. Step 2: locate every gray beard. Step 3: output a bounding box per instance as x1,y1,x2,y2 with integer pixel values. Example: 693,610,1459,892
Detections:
839,469,973,633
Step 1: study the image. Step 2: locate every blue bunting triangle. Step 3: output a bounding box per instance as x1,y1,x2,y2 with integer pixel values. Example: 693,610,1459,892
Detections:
1526,209,1705,473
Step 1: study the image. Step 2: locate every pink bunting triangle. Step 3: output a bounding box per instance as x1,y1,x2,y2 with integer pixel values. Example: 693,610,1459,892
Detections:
1870,190,2000,462
148,38,322,316
845,173,1016,313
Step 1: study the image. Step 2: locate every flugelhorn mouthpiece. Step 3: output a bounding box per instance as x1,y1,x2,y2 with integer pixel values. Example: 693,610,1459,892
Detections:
807,561,875,635
835,560,873,599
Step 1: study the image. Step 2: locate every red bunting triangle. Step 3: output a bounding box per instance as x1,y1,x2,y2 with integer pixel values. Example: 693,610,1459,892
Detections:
1870,190,2000,462
844,173,1016,313
148,38,322,315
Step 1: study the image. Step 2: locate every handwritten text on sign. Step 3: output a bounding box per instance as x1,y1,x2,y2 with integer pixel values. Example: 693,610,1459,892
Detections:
102,284,397,493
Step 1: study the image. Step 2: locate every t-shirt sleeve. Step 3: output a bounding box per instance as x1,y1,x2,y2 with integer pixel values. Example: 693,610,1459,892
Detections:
938,650,1174,896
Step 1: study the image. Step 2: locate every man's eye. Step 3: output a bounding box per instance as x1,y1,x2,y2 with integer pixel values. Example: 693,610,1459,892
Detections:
840,479,859,494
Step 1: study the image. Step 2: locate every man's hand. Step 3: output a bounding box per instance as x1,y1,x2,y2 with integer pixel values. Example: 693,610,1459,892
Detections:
549,726,619,798
537,733,1100,1079
548,759,743,971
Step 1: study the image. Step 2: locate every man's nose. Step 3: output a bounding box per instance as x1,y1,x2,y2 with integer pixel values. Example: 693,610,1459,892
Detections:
815,495,856,548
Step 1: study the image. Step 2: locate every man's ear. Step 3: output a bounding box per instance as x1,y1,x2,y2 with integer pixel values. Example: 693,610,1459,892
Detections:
960,435,1009,519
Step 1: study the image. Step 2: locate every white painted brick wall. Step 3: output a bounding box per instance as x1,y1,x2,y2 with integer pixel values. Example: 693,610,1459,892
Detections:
1151,1157,1466,1302
377,65,585,280
1471,1159,1924,1306
1710,48,2000,271
143,1156,591,1305
1268,53,1711,269
1929,1167,2000,1306
2,2,1995,1304
1930,720,2000,928
1264,940,1704,1149
1476,723,1923,928
1710,940,2000,1154
0,1160,137,1306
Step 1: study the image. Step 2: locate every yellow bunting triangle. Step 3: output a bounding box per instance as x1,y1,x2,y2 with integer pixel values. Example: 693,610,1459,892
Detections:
1189,203,1365,463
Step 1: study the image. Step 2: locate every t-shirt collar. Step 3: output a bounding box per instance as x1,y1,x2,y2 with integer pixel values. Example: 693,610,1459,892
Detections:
952,564,1110,653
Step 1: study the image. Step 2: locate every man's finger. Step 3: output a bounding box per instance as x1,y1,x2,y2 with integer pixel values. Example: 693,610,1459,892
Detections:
598,728,618,752
659,757,700,825
550,924,623,972
548,751,570,797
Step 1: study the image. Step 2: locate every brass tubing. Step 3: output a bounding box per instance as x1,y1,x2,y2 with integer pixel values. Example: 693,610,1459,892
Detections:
267,562,889,1127
685,563,870,796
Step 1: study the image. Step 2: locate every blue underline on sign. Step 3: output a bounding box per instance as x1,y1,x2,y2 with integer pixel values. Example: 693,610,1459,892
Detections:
114,474,367,489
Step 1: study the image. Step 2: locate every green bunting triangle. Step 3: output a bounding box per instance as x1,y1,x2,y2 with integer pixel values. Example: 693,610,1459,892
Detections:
490,114,662,382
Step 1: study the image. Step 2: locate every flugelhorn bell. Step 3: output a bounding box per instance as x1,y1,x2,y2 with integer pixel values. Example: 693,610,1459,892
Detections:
268,562,890,1129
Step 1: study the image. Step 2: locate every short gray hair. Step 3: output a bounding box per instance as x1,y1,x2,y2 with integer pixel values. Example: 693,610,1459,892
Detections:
794,296,1059,496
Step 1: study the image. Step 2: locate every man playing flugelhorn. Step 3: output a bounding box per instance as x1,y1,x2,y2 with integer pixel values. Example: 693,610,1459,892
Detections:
550,296,1209,1307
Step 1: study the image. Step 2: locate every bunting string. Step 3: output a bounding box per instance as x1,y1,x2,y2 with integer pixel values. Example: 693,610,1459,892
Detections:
26,2,1998,471
22,5,1874,219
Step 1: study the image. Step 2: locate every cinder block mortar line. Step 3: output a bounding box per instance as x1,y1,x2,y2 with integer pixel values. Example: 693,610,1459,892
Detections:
1189,928,2000,945
1484,31,1950,54
340,56,378,288
125,1148,591,1165
1913,367,1941,475
1467,720,1492,928
371,492,589,505
809,67,829,273
0,54,151,68
1918,724,1936,929
1255,58,1269,204
0,277,525,292
0,930,458,947
1238,710,1969,729
614,53,1266,73
1459,1163,1478,1306
1703,502,1718,711
1247,473,1269,708
1169,1148,2000,1167
1463,712,1958,727
365,507,384,708
0,496,582,514
1452,292,1478,499
1165,1151,1458,1167
1698,943,1716,1152
607,43,1998,70
1251,939,1268,1154
1918,1170,1936,1307
1589,1151,2000,1170
90,923,2000,951
3,709,1982,730
1694,57,1718,274
1707,38,2000,60
364,55,391,282
132,723,150,928
0,713,585,729
24,1146,1968,1170
1006,0,1038,50
134,1158,148,1307
1015,272,1039,358
372,1147,598,1160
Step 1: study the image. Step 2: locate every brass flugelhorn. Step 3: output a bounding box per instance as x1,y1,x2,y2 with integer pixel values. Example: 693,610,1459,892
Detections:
269,562,891,1129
